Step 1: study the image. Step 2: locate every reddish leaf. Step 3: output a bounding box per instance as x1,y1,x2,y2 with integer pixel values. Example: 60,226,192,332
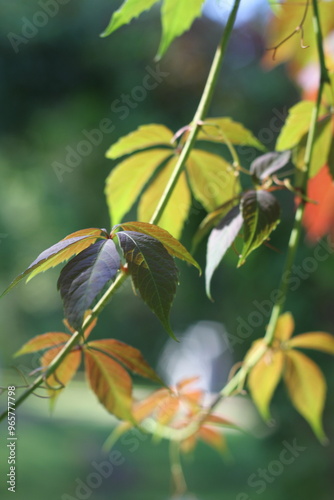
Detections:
303,165,334,242
85,349,133,420
198,426,226,453
132,389,170,422
14,332,70,357
155,395,180,425
176,376,200,391
88,339,163,383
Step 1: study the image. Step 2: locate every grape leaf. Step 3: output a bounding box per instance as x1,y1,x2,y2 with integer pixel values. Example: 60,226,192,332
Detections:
288,332,334,355
138,156,191,239
88,339,163,383
14,332,71,357
250,150,291,182
101,0,159,38
186,149,240,212
57,239,121,331
117,221,201,272
274,312,295,342
105,149,172,225
117,231,178,339
197,117,265,151
238,190,281,267
198,426,227,453
157,0,205,59
284,350,327,442
85,349,133,420
205,205,243,298
105,124,173,159
2,229,107,296
248,350,285,420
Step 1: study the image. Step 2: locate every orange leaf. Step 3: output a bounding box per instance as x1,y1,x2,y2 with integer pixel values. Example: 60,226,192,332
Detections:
14,332,70,357
40,346,81,407
198,426,226,453
274,312,295,342
248,350,285,420
176,376,200,391
85,349,133,420
132,389,170,422
284,350,327,442
288,332,334,355
88,339,162,383
155,395,180,425
303,165,334,242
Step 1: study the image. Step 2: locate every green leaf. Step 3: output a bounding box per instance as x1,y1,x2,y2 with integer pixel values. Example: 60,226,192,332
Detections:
101,0,159,38
205,206,243,299
157,0,205,59
85,349,133,420
117,221,201,272
105,124,173,159
276,101,327,151
117,231,179,339
14,332,70,357
238,190,281,267
248,350,285,420
197,117,266,151
288,332,334,355
2,229,107,296
292,117,333,178
284,350,327,442
138,157,191,239
186,149,240,212
105,149,172,226
88,339,163,383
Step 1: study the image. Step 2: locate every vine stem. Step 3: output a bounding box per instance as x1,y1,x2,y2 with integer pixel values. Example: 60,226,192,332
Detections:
140,0,331,443
150,0,242,225
0,1,242,423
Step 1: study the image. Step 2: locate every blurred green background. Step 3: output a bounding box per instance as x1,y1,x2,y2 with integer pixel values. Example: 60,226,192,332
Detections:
1,1,334,499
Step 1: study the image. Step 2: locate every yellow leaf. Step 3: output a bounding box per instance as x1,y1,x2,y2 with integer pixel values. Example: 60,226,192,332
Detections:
105,124,173,159
186,149,240,212
105,149,172,226
14,332,70,357
274,312,295,342
138,156,191,238
288,332,334,355
284,350,327,442
248,350,285,420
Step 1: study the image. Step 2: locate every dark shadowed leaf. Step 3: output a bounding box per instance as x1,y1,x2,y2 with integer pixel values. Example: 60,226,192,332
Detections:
250,150,291,182
85,349,133,420
88,339,163,383
2,229,107,296
205,206,243,298
238,190,280,267
57,239,121,331
101,0,159,38
117,231,178,339
117,221,201,272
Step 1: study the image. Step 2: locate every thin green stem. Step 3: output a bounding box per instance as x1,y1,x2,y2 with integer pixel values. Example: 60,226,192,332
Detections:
150,0,242,225
169,441,187,495
0,1,242,423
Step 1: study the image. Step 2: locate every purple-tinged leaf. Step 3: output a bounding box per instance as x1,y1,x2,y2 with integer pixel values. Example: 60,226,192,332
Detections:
57,239,121,331
238,190,280,267
2,228,107,296
250,151,291,182
205,206,243,299
117,231,178,340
